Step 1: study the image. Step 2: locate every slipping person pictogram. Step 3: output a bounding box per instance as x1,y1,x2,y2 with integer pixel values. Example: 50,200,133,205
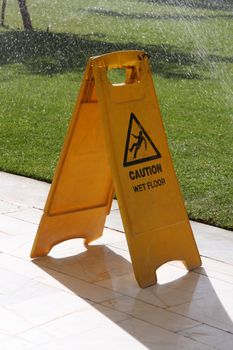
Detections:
123,112,161,167
130,130,147,159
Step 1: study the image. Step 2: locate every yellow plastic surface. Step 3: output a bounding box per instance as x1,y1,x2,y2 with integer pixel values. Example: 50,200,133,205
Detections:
30,60,114,258
31,51,201,287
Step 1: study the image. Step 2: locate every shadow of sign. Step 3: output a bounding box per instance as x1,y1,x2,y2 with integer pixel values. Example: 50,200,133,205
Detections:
32,243,233,349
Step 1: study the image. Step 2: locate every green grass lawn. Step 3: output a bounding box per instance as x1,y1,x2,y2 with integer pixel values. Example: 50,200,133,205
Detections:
0,0,233,229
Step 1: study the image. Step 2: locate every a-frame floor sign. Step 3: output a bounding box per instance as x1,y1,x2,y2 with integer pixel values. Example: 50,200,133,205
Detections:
30,50,201,288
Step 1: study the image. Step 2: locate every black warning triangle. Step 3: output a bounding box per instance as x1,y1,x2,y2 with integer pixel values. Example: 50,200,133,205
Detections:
123,113,161,167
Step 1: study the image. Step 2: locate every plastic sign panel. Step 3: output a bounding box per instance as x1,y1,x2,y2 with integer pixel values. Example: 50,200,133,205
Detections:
31,50,201,288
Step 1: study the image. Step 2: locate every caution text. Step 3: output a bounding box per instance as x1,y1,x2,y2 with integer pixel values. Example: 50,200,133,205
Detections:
129,163,162,180
133,177,166,192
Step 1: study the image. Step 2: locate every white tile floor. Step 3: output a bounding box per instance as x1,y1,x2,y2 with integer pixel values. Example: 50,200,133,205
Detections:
0,171,233,349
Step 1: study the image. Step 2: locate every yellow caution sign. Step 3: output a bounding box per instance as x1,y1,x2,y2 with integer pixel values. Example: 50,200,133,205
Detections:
31,50,201,288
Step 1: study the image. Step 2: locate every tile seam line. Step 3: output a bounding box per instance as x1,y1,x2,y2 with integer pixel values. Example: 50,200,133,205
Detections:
27,263,126,298
175,328,218,349
12,307,96,337
1,216,39,227
0,198,43,211
104,225,125,233
167,306,233,335
1,213,39,226
115,309,202,335
101,294,202,326
199,254,233,267
176,322,233,336
5,250,233,290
